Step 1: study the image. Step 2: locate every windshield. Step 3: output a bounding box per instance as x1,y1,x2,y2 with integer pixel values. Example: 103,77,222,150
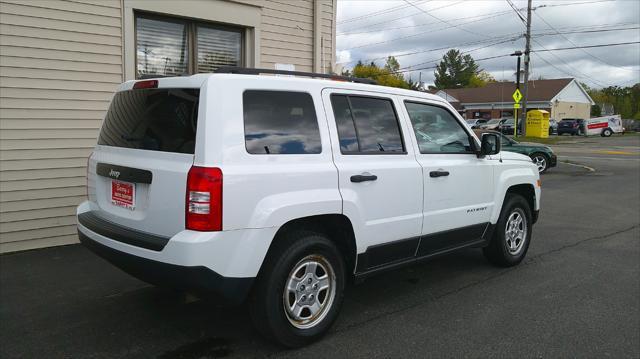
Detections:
502,134,515,144
486,119,500,125
98,88,200,154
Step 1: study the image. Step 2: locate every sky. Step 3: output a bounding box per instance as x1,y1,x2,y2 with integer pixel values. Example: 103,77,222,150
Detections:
336,0,640,88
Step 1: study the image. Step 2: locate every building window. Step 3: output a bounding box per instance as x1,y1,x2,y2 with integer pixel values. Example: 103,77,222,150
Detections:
135,14,243,79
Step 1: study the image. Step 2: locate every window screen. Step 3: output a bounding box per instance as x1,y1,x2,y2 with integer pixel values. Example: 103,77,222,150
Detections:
404,102,473,154
243,91,321,154
197,26,242,73
330,95,405,154
136,17,189,78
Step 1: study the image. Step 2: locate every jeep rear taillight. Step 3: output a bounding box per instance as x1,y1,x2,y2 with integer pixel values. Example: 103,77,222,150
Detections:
186,166,222,231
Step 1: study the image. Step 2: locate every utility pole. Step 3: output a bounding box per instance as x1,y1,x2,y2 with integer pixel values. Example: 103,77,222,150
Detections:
521,0,533,136
510,51,522,136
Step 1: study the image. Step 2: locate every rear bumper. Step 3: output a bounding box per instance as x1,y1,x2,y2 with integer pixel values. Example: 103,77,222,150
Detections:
79,231,252,304
76,201,279,304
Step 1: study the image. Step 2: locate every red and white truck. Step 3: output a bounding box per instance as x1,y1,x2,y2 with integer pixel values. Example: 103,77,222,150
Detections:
585,115,624,137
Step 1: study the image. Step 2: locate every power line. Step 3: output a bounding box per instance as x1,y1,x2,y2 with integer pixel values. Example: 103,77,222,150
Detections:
506,0,527,25
398,36,522,71
340,33,523,65
531,38,611,87
345,10,518,50
532,52,608,87
338,0,463,34
337,0,619,35
536,0,616,8
532,41,640,52
532,26,640,37
403,0,491,39
533,11,640,72
338,9,514,36
396,53,512,74
337,0,429,25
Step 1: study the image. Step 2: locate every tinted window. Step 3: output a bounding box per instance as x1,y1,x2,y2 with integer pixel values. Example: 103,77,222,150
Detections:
243,91,321,154
404,102,473,154
330,95,404,153
98,89,199,154
331,95,359,152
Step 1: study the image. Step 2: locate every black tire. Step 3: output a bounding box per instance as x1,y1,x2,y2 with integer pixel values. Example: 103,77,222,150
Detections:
530,152,549,173
249,230,345,348
483,193,533,267
602,128,613,137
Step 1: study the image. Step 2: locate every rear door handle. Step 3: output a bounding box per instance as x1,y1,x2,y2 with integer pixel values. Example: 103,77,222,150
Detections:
429,170,450,178
350,174,377,183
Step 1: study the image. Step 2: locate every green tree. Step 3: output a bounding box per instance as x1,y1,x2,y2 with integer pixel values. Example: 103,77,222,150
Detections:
433,49,479,89
350,56,412,89
584,82,640,119
591,104,601,117
468,71,496,88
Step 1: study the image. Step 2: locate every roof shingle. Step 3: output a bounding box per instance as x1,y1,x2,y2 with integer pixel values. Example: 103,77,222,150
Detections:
440,78,573,103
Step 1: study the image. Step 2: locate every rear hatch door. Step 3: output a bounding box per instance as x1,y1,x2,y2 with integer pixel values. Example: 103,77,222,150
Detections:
88,83,201,237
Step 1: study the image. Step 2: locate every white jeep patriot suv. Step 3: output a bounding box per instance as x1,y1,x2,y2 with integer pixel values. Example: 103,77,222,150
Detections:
77,67,540,347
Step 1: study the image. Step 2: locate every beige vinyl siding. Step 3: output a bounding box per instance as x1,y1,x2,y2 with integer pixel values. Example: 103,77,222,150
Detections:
321,1,335,72
0,0,122,253
260,0,314,72
0,0,335,253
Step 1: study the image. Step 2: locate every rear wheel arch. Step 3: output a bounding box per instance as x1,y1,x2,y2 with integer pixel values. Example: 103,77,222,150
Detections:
260,214,357,278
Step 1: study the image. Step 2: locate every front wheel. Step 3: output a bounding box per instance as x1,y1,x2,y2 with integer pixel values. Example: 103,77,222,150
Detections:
483,194,533,267
530,153,549,173
602,128,613,137
250,230,345,347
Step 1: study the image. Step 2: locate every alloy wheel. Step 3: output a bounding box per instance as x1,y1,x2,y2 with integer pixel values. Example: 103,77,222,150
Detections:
283,254,336,329
505,208,527,255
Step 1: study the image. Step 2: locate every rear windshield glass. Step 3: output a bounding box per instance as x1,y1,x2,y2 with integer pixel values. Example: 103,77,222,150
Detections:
98,88,199,154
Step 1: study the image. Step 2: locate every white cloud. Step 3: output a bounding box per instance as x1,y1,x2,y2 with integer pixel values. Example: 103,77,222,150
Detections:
336,0,640,88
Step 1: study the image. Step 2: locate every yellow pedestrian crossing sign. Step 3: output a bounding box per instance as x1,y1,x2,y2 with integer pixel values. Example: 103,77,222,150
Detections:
512,88,523,103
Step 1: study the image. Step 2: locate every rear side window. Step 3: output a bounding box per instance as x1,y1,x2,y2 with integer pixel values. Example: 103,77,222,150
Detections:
330,95,405,154
243,90,321,154
98,89,199,154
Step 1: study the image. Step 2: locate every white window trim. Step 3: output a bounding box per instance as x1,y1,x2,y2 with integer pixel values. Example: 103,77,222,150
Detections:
122,0,261,81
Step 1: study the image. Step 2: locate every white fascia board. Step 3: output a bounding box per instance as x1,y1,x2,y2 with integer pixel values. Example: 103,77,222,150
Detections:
550,79,595,105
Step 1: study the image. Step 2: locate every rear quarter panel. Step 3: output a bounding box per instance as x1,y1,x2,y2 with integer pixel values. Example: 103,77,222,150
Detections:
199,76,342,230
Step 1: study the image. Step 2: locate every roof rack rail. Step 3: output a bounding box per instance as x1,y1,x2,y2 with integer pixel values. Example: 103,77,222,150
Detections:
214,66,377,85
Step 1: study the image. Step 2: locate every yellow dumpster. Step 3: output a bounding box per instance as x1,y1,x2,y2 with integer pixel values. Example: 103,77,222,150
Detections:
525,110,550,138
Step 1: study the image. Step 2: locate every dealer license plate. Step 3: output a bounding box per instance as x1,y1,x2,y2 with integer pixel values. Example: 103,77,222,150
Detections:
111,180,135,210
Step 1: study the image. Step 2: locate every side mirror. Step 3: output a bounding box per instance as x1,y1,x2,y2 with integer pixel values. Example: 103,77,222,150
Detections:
478,133,501,157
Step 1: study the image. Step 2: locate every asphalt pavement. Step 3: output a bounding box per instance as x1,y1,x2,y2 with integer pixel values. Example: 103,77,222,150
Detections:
1,134,638,358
